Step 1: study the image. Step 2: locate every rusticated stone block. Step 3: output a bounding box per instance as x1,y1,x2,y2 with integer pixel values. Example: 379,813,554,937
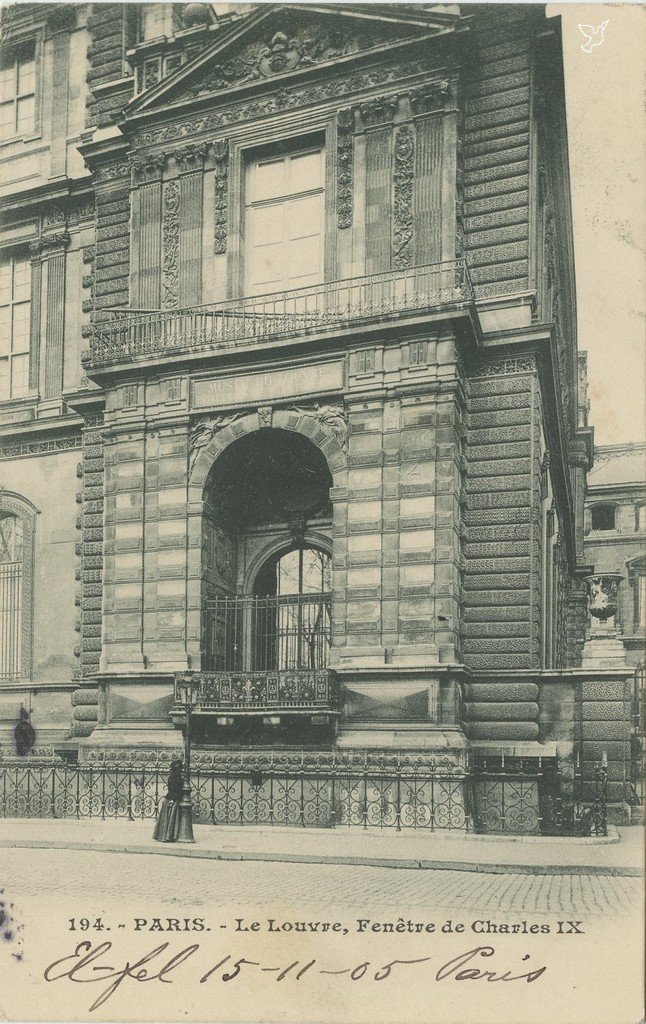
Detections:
73,704,98,722
581,721,629,741
71,721,96,738
466,722,539,740
464,683,539,702
582,700,626,721
464,701,538,721
71,689,99,706
581,680,631,700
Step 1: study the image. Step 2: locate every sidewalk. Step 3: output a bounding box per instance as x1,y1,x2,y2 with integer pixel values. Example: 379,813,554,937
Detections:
0,816,643,875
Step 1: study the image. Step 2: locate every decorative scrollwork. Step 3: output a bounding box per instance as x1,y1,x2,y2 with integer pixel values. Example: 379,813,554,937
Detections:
392,123,414,270
162,180,180,309
212,140,229,255
337,108,354,229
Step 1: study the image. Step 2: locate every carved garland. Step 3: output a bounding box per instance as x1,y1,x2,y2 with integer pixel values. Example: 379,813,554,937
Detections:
392,123,414,270
213,140,229,255
336,108,354,230
162,179,180,309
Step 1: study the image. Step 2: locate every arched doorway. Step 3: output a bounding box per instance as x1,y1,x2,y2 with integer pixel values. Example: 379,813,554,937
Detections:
195,427,336,746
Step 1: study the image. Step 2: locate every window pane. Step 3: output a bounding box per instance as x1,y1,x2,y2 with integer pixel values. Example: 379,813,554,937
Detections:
249,242,284,288
0,514,22,562
288,150,323,194
286,236,321,282
0,63,15,100
252,158,286,202
12,260,30,301
0,101,15,139
12,303,31,352
0,320,10,356
591,505,615,531
0,262,10,305
0,359,9,400
16,94,35,134
17,56,35,95
250,203,283,245
10,353,29,398
287,194,322,240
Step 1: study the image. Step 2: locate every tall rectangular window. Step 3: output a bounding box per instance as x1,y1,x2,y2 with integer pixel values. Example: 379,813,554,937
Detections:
0,42,36,141
0,255,31,400
245,147,325,296
0,514,23,682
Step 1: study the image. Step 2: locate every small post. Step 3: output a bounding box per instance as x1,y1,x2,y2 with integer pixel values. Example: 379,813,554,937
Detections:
176,675,198,844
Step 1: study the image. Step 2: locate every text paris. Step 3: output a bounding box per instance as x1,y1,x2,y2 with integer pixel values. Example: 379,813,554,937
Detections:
43,941,547,1012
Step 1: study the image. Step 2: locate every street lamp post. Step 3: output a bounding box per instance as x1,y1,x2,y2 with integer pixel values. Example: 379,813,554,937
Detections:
175,674,199,844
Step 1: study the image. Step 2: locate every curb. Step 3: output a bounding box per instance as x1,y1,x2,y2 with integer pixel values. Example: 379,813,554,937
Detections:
0,836,641,877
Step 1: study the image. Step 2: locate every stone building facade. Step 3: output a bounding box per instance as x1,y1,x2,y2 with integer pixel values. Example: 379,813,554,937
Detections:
4,3,629,821
584,443,646,670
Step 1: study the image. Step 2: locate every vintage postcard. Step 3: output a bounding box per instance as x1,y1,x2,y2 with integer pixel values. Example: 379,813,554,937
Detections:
0,1,644,1022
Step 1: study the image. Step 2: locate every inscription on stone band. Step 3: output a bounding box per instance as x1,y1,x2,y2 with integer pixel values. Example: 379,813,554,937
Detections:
190,361,344,410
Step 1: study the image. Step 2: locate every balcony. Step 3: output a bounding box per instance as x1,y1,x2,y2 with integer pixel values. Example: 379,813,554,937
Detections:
172,593,338,718
84,259,474,370
172,669,339,717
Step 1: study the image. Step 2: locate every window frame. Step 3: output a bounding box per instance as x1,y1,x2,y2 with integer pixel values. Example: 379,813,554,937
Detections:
0,250,32,402
227,125,333,301
590,502,616,532
0,34,42,146
0,491,37,686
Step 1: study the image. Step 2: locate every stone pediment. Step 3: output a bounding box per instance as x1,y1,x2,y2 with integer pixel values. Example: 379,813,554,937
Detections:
127,4,460,115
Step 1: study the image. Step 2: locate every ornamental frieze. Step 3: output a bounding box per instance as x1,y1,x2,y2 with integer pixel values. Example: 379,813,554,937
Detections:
212,139,229,255
162,179,180,309
134,58,435,148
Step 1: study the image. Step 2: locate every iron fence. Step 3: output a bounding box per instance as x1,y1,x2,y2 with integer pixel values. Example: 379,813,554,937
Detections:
86,259,473,367
0,752,606,835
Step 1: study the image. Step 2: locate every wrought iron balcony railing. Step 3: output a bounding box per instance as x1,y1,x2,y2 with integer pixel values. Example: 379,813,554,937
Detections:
173,668,338,716
85,259,473,368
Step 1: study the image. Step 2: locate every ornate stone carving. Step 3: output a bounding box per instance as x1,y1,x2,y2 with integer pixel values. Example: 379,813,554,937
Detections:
41,231,71,252
132,153,166,184
408,80,450,115
290,402,348,454
585,574,624,623
358,96,398,129
213,140,229,255
189,411,246,473
478,356,537,377
162,179,180,309
95,162,130,184
337,108,354,229
174,142,209,173
186,22,385,96
257,405,273,429
392,123,414,269
135,59,433,148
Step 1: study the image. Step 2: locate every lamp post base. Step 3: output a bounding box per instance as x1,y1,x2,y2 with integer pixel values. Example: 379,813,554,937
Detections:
176,782,196,843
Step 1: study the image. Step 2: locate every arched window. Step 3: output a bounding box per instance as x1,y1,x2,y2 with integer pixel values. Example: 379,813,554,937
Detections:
0,492,36,683
591,503,616,531
253,547,331,671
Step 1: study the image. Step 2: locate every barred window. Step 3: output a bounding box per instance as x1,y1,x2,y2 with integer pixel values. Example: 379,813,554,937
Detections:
0,41,36,141
0,513,23,683
0,255,31,400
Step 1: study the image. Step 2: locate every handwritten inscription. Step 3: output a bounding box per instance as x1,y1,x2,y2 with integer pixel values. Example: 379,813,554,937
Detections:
191,361,344,410
43,940,547,1013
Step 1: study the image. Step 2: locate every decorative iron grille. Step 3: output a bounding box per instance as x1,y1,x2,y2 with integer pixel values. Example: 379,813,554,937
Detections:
175,669,337,715
203,593,331,673
86,259,473,367
0,751,606,835
0,561,21,682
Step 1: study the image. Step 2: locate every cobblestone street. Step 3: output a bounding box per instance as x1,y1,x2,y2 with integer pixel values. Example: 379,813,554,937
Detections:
2,846,640,919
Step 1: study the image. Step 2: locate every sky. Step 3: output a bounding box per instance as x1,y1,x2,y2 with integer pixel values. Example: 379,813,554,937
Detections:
549,3,645,445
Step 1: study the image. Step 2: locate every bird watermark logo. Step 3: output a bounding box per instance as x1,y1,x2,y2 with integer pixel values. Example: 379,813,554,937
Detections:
579,21,609,53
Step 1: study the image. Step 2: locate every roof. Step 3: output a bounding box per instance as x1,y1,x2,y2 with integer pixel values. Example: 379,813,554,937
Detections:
588,444,646,489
